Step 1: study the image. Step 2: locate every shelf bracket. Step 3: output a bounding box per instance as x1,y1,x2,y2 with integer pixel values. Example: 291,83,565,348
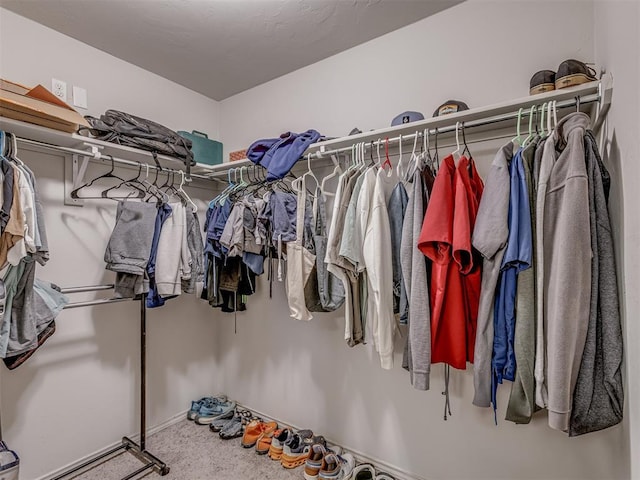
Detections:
64,143,104,207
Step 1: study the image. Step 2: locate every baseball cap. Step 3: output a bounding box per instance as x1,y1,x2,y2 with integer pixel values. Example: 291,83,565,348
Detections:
432,100,469,117
391,111,425,127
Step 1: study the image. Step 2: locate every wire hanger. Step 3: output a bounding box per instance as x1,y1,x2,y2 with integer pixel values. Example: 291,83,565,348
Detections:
461,122,472,160
101,162,149,199
71,155,143,199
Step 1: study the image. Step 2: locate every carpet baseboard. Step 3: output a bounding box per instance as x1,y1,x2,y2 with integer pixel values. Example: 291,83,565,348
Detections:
236,402,428,480
36,409,189,480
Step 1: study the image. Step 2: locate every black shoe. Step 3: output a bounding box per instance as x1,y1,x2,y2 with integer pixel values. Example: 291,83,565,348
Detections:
529,70,556,95
555,59,597,89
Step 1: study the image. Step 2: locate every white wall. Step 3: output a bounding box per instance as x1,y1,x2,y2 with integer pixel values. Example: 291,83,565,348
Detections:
593,1,640,478
218,1,632,479
0,7,220,137
220,0,594,157
0,8,222,480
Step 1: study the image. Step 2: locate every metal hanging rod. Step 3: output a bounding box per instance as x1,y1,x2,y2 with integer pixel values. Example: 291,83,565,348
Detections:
15,137,214,182
59,284,115,294
311,92,601,159
63,297,131,309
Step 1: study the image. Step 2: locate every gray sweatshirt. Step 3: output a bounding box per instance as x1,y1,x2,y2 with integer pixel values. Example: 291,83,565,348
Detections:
535,112,591,432
471,142,513,407
400,169,431,390
569,130,623,436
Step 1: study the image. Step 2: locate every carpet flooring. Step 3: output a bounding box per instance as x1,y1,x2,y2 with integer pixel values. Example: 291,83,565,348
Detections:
69,419,303,480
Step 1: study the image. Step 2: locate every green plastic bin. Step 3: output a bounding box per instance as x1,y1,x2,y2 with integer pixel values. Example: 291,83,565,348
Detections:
178,130,223,166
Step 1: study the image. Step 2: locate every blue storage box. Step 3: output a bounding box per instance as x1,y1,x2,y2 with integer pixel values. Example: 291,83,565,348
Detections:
178,130,223,166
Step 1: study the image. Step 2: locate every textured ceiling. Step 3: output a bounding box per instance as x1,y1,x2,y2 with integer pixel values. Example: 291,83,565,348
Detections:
1,0,462,100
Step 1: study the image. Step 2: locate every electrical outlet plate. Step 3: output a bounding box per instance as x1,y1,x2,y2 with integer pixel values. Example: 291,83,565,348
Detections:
51,78,67,102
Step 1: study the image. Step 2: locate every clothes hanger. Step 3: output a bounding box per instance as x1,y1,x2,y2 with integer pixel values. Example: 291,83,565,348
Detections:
511,107,524,147
177,170,198,212
461,122,473,160
321,154,342,198
552,100,558,128
452,122,462,162
302,153,319,194
395,134,405,179
101,162,149,199
382,138,392,171
547,101,553,134
8,133,25,167
522,105,537,148
575,95,581,112
433,127,440,170
71,155,140,199
539,102,547,138
406,131,420,181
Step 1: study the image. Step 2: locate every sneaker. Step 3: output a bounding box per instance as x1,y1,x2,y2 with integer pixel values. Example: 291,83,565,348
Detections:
218,414,244,439
187,394,227,421
241,420,278,448
208,411,235,432
281,432,318,469
375,474,395,480
318,453,355,480
194,399,236,425
256,428,278,455
529,70,556,95
352,464,376,480
304,444,343,480
555,59,597,90
268,428,293,460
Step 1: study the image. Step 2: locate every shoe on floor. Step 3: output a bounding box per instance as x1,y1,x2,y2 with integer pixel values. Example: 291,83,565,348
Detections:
281,432,316,469
318,452,355,480
187,394,227,421
219,414,244,439
555,59,597,90
194,399,236,425
268,428,293,460
352,464,376,480
304,443,343,480
256,428,278,455
208,410,236,432
529,69,556,95
241,419,278,448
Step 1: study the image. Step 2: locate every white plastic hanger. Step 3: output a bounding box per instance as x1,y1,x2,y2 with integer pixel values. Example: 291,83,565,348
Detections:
320,153,341,198
395,134,404,179
552,100,558,128
452,122,463,163
178,170,198,212
303,153,320,193
547,101,553,134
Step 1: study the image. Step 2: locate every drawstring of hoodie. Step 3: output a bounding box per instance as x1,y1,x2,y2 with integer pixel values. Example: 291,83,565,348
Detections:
442,364,452,420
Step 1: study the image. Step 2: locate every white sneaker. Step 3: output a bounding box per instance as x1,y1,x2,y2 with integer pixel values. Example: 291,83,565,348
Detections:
352,464,376,480
319,452,356,480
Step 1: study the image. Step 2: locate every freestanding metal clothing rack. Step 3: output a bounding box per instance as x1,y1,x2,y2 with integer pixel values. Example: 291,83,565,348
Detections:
51,286,170,480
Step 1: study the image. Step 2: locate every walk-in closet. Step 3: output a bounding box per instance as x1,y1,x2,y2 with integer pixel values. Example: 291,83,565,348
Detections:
0,1,638,479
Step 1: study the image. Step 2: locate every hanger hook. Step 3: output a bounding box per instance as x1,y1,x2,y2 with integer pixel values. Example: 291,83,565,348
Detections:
575,95,581,112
